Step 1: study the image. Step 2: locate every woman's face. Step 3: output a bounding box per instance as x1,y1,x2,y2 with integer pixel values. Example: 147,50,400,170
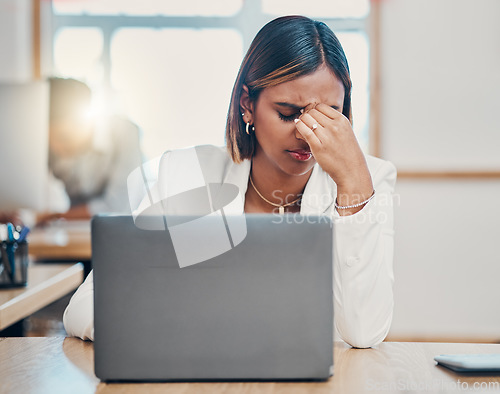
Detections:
251,65,345,178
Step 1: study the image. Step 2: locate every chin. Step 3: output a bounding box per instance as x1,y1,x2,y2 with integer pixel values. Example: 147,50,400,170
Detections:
280,159,316,177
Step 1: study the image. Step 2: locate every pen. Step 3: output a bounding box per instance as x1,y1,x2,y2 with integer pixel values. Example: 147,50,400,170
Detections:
6,223,14,241
6,223,16,282
18,226,30,242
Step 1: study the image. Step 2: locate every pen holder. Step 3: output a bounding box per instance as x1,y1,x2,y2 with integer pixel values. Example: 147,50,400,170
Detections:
0,240,28,288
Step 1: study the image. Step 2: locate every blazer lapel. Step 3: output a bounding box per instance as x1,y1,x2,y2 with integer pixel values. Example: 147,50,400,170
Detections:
300,164,336,215
217,157,251,215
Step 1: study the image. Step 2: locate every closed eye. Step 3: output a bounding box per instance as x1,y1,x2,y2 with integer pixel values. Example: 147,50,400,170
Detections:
278,112,300,122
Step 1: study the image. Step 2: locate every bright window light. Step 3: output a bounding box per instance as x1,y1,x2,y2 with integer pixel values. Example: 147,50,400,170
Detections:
262,0,370,19
53,27,104,85
53,0,243,16
337,32,370,151
51,3,371,156
110,28,243,158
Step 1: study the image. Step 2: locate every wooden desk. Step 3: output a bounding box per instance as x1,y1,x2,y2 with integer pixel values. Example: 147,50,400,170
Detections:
0,263,84,330
29,221,91,261
0,339,499,393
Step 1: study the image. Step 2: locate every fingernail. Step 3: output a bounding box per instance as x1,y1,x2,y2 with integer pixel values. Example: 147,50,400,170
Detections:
300,109,304,114
294,118,299,123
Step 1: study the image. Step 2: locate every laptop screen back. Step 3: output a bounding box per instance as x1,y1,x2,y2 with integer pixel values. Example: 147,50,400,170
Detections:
93,214,333,381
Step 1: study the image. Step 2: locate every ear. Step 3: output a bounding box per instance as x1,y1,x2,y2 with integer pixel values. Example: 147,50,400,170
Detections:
239,85,254,123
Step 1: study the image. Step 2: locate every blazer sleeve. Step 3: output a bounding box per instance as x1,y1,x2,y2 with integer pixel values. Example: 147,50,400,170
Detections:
331,159,397,348
63,270,95,341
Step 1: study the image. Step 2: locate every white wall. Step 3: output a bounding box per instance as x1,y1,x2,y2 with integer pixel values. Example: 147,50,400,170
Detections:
391,179,500,341
0,0,32,81
380,0,500,171
380,0,500,341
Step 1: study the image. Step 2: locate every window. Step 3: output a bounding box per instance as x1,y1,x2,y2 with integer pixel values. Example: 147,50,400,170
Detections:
51,0,371,158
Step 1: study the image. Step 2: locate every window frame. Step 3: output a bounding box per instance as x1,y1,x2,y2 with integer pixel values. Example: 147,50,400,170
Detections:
48,1,373,153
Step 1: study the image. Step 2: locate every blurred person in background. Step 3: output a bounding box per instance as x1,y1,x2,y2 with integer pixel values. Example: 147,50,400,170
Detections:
37,77,143,224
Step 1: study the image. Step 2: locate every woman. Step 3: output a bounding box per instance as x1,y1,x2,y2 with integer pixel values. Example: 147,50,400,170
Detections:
64,15,396,348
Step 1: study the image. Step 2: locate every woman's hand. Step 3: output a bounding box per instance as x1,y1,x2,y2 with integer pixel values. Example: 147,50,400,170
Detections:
295,103,374,215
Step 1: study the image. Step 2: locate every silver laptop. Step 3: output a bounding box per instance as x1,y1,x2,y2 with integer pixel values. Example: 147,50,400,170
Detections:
93,214,333,382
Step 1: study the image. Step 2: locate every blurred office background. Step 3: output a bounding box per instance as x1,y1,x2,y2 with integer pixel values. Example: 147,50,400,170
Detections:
0,0,499,341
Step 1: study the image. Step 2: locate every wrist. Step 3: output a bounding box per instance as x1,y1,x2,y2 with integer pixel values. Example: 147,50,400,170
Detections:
335,184,374,216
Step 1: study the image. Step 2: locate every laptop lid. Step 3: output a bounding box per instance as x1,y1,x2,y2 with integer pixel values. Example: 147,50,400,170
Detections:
93,214,333,382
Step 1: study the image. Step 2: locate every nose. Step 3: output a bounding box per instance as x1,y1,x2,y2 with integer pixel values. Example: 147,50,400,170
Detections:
294,126,306,141
294,102,317,141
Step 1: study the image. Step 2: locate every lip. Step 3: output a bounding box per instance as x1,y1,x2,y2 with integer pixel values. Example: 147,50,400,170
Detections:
287,149,313,161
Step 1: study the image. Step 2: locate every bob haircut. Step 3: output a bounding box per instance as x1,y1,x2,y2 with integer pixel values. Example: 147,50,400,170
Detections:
226,15,352,163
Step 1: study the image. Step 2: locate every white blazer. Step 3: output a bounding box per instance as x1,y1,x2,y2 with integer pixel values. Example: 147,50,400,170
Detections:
64,145,397,348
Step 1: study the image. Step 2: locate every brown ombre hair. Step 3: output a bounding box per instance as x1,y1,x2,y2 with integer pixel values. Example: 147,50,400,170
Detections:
226,15,352,163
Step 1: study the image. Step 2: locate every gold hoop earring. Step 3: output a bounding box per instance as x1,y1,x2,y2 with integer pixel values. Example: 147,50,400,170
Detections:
246,122,254,135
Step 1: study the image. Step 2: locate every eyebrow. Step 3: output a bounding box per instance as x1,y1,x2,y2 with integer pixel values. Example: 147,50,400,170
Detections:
274,102,341,111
